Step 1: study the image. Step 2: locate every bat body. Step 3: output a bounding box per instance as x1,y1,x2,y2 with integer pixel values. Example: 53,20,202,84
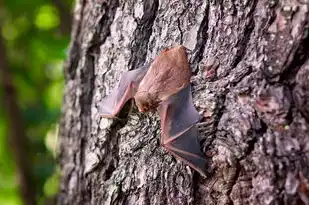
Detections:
100,45,207,176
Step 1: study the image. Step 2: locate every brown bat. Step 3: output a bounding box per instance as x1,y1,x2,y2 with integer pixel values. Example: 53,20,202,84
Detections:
100,45,207,176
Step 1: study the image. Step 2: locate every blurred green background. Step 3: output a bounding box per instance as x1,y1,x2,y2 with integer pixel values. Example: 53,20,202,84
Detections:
0,0,74,204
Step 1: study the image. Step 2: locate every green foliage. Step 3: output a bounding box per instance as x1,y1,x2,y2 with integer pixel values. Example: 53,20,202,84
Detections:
35,5,60,30
0,0,73,204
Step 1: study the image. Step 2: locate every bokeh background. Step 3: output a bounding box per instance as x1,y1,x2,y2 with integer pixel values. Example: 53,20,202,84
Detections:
0,0,74,204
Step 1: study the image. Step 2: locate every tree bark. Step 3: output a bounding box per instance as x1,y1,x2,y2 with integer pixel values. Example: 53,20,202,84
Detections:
58,0,309,204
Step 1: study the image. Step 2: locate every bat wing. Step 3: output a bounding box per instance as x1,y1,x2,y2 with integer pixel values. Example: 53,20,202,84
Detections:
158,84,207,176
100,65,149,118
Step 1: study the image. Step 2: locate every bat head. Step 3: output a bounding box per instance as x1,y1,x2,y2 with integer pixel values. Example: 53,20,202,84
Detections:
134,91,161,113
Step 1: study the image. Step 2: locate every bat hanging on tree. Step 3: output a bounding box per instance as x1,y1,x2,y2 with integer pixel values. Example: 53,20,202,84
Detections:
99,45,207,176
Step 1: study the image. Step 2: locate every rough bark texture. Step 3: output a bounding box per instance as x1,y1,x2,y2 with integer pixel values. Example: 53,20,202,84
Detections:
58,0,309,204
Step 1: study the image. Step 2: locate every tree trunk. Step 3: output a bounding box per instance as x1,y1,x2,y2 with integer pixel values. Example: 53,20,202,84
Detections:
58,0,309,204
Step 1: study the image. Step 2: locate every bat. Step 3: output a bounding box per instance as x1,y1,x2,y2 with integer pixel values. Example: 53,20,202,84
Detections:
99,45,207,176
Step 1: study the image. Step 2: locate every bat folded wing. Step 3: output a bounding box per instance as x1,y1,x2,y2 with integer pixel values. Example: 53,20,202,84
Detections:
99,65,149,118
167,125,207,176
158,85,207,176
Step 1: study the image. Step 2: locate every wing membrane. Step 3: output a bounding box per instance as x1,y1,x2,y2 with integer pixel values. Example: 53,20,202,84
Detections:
99,65,149,118
158,85,206,176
